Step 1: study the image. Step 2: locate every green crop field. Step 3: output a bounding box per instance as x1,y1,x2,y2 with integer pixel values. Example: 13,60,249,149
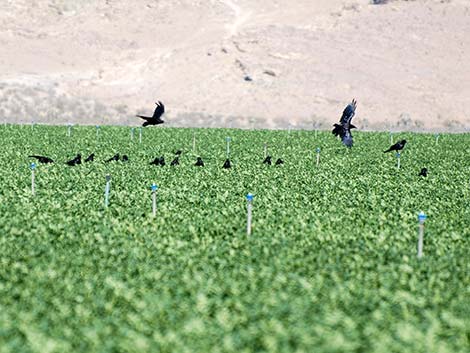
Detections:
0,124,469,353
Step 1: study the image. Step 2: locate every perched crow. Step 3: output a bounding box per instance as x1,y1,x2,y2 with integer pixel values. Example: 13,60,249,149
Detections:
194,157,204,167
84,153,95,162
332,99,357,147
170,157,179,166
419,167,428,177
174,150,182,156
150,157,160,166
121,155,129,162
222,159,231,169
29,155,54,164
137,101,165,126
66,154,81,166
106,154,120,162
158,156,165,166
384,140,407,153
263,156,272,165
275,158,284,165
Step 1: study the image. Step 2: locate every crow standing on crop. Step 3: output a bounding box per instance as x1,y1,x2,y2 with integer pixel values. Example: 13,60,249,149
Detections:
275,158,284,165
137,101,165,126
263,156,272,165
419,167,428,177
66,154,81,166
174,150,182,156
332,99,357,148
105,154,120,162
121,155,129,162
222,159,231,169
194,157,204,167
84,153,95,162
170,157,179,166
384,140,407,153
29,155,54,164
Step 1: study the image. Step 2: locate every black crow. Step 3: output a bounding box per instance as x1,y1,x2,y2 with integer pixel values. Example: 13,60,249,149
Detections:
195,157,204,167
66,154,81,166
170,157,179,166
150,157,160,166
137,101,165,126
419,167,428,177
384,140,407,153
332,99,357,147
174,150,182,156
158,156,165,166
275,158,284,165
29,155,54,164
121,155,129,162
263,156,272,165
106,154,120,162
222,159,231,169
84,153,95,162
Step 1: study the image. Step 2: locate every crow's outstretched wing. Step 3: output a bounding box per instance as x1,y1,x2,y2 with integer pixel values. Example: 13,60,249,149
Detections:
152,101,165,119
340,99,357,125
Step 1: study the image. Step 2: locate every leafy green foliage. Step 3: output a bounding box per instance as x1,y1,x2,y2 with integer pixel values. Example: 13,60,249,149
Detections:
0,125,469,352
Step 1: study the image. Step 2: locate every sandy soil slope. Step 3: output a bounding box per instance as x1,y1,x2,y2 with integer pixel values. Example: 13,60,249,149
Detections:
0,0,469,131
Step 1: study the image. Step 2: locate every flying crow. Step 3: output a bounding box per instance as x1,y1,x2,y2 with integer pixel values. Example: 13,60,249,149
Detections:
263,156,272,165
419,167,428,177
137,101,165,127
84,153,95,162
29,155,54,164
332,99,357,147
194,157,204,167
384,140,407,153
66,154,81,166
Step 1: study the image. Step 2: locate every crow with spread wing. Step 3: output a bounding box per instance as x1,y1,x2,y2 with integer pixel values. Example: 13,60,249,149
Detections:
136,101,165,127
332,99,357,148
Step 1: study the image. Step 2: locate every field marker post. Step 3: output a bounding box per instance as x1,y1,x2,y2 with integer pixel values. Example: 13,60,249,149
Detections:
226,137,231,158
131,127,135,141
263,143,267,159
316,147,321,166
435,133,439,145
96,125,100,140
151,183,158,216
30,163,36,196
192,132,196,153
390,132,393,145
417,211,427,259
246,193,254,235
104,175,111,208
139,127,142,144
396,152,401,169
67,124,72,137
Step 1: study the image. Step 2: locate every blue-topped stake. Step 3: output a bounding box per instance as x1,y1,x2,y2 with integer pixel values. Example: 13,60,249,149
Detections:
226,137,231,158
96,125,100,139
396,152,401,169
435,133,440,145
264,143,268,159
316,147,321,166
67,124,72,137
417,211,427,258
104,175,111,208
151,183,158,216
139,127,142,143
246,193,254,235
192,132,196,153
30,163,36,196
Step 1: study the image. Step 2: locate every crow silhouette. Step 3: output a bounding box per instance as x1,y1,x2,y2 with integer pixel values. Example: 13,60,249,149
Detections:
158,156,165,166
174,150,182,156
419,167,428,177
275,158,284,165
66,154,81,166
170,157,179,166
29,155,54,164
195,157,204,167
332,99,357,147
137,101,165,126
84,153,95,162
121,155,129,162
263,156,272,165
150,157,160,166
223,159,231,169
106,154,120,162
384,140,407,153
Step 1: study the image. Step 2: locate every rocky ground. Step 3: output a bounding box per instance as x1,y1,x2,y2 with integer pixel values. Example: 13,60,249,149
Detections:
0,0,469,131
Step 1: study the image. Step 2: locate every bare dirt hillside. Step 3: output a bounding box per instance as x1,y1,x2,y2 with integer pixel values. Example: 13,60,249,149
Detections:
0,0,469,131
